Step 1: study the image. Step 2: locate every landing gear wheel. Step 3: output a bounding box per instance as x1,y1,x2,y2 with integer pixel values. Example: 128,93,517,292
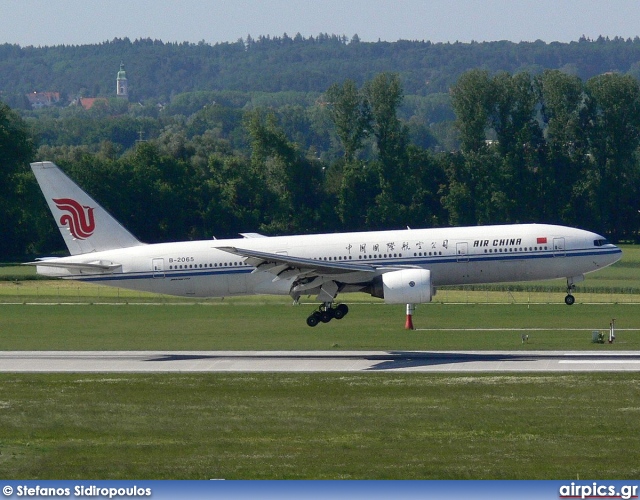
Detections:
306,313,320,327
306,301,347,326
320,308,334,323
565,279,577,306
333,303,349,320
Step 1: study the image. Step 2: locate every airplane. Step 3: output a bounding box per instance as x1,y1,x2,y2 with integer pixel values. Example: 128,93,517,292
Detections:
27,161,622,327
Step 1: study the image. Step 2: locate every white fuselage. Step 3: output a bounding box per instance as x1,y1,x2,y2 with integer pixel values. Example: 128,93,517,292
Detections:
37,223,621,300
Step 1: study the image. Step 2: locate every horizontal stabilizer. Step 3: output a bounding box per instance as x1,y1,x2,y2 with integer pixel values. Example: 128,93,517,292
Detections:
23,259,121,274
240,233,268,239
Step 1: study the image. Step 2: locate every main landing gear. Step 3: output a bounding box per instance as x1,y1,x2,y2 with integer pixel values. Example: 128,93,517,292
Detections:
306,303,349,327
565,279,576,305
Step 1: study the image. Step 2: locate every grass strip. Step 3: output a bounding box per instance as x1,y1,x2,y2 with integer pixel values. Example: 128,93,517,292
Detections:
0,302,638,351
0,372,638,479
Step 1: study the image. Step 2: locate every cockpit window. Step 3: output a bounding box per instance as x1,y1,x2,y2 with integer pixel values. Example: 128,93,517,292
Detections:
594,239,609,246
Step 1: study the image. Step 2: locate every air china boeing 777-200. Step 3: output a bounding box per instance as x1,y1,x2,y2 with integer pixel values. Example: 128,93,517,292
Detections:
27,161,622,327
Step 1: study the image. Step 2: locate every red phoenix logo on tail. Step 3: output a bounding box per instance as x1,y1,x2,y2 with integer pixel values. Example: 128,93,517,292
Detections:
53,198,96,239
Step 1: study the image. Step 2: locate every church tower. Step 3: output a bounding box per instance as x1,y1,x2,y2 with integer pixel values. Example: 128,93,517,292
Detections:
116,62,128,100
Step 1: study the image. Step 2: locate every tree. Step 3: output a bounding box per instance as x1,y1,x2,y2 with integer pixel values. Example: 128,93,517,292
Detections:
325,79,370,163
337,160,379,230
362,73,412,227
441,148,507,226
585,73,640,239
450,69,493,153
0,101,35,258
488,72,544,222
245,109,325,234
364,73,408,172
536,69,592,224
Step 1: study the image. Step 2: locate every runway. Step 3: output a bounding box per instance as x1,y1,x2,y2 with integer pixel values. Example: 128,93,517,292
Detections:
1,350,640,372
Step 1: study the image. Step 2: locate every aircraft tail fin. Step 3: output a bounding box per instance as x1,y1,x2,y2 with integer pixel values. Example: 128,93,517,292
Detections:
31,161,144,255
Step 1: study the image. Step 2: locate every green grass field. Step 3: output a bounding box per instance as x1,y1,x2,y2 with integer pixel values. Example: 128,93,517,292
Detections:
1,372,639,479
0,302,637,350
0,247,639,480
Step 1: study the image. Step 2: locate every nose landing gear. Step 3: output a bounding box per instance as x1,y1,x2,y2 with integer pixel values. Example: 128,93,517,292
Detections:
565,277,581,305
306,303,349,327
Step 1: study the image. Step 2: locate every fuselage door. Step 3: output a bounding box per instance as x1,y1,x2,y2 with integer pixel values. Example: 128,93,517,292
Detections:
152,258,165,278
553,238,566,257
456,242,469,262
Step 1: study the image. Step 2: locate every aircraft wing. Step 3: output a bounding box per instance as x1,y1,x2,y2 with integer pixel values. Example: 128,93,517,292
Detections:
216,246,376,277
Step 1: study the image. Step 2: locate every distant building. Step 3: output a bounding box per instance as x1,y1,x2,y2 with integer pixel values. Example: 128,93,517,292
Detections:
26,91,61,109
78,97,107,110
116,62,128,100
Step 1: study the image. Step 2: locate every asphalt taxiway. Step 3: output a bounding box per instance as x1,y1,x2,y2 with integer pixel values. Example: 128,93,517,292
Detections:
1,350,640,372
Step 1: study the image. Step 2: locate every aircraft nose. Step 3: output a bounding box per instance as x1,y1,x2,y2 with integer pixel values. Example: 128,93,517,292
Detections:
590,232,622,266
605,242,623,266
612,244,623,263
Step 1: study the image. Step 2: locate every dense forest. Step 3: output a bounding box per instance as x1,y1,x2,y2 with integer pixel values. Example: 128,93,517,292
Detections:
2,36,640,260
3,35,640,103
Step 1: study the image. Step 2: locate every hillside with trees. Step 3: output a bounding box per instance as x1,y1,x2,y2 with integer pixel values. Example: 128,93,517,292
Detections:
2,36,640,259
3,35,640,103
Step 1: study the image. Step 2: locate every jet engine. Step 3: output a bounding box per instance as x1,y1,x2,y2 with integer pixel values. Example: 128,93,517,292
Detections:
369,269,433,304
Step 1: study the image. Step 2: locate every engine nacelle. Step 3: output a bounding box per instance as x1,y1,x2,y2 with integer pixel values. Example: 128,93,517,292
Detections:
370,269,433,304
